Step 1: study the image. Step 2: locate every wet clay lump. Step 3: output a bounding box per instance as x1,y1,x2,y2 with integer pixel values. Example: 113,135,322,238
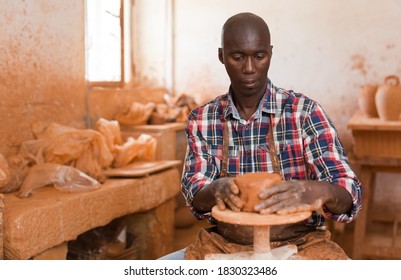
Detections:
235,172,282,212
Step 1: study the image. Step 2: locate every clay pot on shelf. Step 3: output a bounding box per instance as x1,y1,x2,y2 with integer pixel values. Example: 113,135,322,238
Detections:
358,84,379,118
375,75,401,121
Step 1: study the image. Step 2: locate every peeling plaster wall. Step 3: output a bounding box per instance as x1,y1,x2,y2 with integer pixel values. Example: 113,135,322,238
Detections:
0,0,86,157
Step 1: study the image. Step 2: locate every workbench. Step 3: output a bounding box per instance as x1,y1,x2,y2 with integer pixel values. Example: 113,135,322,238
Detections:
0,165,180,260
120,123,196,228
348,112,401,259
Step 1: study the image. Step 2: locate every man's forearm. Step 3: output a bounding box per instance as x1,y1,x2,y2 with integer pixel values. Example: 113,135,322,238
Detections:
324,183,353,215
192,181,219,212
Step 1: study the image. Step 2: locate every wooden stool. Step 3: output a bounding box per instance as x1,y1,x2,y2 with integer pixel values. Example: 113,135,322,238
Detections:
205,206,311,260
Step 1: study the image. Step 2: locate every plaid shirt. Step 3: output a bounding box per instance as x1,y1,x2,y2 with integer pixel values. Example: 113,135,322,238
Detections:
182,79,362,227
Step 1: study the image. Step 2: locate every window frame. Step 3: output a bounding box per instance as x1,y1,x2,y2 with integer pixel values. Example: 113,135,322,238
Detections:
86,0,128,88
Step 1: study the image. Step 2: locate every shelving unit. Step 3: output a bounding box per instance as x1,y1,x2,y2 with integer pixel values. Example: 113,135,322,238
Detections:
348,112,401,259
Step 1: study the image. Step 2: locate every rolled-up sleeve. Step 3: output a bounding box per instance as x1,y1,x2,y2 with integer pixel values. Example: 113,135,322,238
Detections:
181,114,219,220
302,103,362,223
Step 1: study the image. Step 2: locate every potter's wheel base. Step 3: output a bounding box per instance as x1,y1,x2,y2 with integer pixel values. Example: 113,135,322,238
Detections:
205,244,298,260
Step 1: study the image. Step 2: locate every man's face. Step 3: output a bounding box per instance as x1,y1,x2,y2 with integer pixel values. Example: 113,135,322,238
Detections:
219,27,272,97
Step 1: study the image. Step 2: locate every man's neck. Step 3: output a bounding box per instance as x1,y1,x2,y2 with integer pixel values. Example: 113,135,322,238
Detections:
231,87,266,121
235,99,259,121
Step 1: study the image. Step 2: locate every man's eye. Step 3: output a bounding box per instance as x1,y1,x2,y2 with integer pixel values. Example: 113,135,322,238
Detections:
233,55,242,61
255,54,265,60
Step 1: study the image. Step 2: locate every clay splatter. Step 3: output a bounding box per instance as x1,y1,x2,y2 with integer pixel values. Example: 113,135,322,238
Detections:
350,54,367,75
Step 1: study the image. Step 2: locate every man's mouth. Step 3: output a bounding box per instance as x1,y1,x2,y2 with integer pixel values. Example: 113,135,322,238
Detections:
243,79,257,88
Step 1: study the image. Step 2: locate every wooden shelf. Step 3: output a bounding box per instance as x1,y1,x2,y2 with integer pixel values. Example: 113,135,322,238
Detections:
348,111,401,131
348,111,401,159
348,112,401,259
121,122,186,133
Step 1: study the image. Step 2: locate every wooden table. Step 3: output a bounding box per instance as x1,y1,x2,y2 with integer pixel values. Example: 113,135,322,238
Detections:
0,163,180,260
348,112,401,259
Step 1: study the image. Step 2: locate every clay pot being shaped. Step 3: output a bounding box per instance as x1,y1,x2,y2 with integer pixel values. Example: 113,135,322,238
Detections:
358,84,378,118
235,172,282,212
375,75,401,121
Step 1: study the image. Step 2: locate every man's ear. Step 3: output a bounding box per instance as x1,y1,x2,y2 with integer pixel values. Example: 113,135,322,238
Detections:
218,48,224,64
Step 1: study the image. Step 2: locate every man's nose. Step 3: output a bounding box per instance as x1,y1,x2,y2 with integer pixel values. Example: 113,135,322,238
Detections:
243,57,255,73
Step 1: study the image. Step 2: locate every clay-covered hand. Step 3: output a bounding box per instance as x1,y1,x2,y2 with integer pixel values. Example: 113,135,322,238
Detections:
254,180,330,215
214,177,244,212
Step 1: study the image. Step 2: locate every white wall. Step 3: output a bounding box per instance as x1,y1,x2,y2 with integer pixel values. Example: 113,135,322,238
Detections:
132,0,170,88
134,0,401,149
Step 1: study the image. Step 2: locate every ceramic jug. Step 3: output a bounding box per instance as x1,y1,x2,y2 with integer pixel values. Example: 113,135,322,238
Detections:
375,75,401,121
358,84,378,118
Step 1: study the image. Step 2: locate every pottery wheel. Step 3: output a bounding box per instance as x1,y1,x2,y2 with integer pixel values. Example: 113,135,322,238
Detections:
205,206,312,260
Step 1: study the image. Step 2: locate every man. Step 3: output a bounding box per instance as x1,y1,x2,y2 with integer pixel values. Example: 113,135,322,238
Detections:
165,12,362,260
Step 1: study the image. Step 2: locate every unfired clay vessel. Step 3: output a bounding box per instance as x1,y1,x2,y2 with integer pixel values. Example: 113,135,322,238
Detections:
358,84,378,118
235,172,282,212
375,75,401,121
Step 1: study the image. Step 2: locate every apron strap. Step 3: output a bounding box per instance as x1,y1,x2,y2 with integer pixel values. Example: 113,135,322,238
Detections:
268,115,281,175
221,122,229,177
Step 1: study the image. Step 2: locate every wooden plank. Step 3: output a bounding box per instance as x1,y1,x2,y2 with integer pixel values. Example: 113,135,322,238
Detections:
363,244,401,259
121,122,186,133
371,212,401,223
347,111,401,131
104,160,181,178
350,156,401,168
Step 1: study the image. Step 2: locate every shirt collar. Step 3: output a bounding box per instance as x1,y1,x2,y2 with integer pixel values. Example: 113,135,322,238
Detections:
223,79,281,120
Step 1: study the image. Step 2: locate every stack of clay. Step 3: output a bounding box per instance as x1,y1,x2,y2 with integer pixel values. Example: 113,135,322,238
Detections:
0,153,27,194
151,93,198,125
116,93,199,126
0,118,157,198
95,118,156,168
358,75,401,121
115,102,156,125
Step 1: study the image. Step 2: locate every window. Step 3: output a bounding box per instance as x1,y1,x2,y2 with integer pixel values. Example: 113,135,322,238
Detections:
85,0,131,87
